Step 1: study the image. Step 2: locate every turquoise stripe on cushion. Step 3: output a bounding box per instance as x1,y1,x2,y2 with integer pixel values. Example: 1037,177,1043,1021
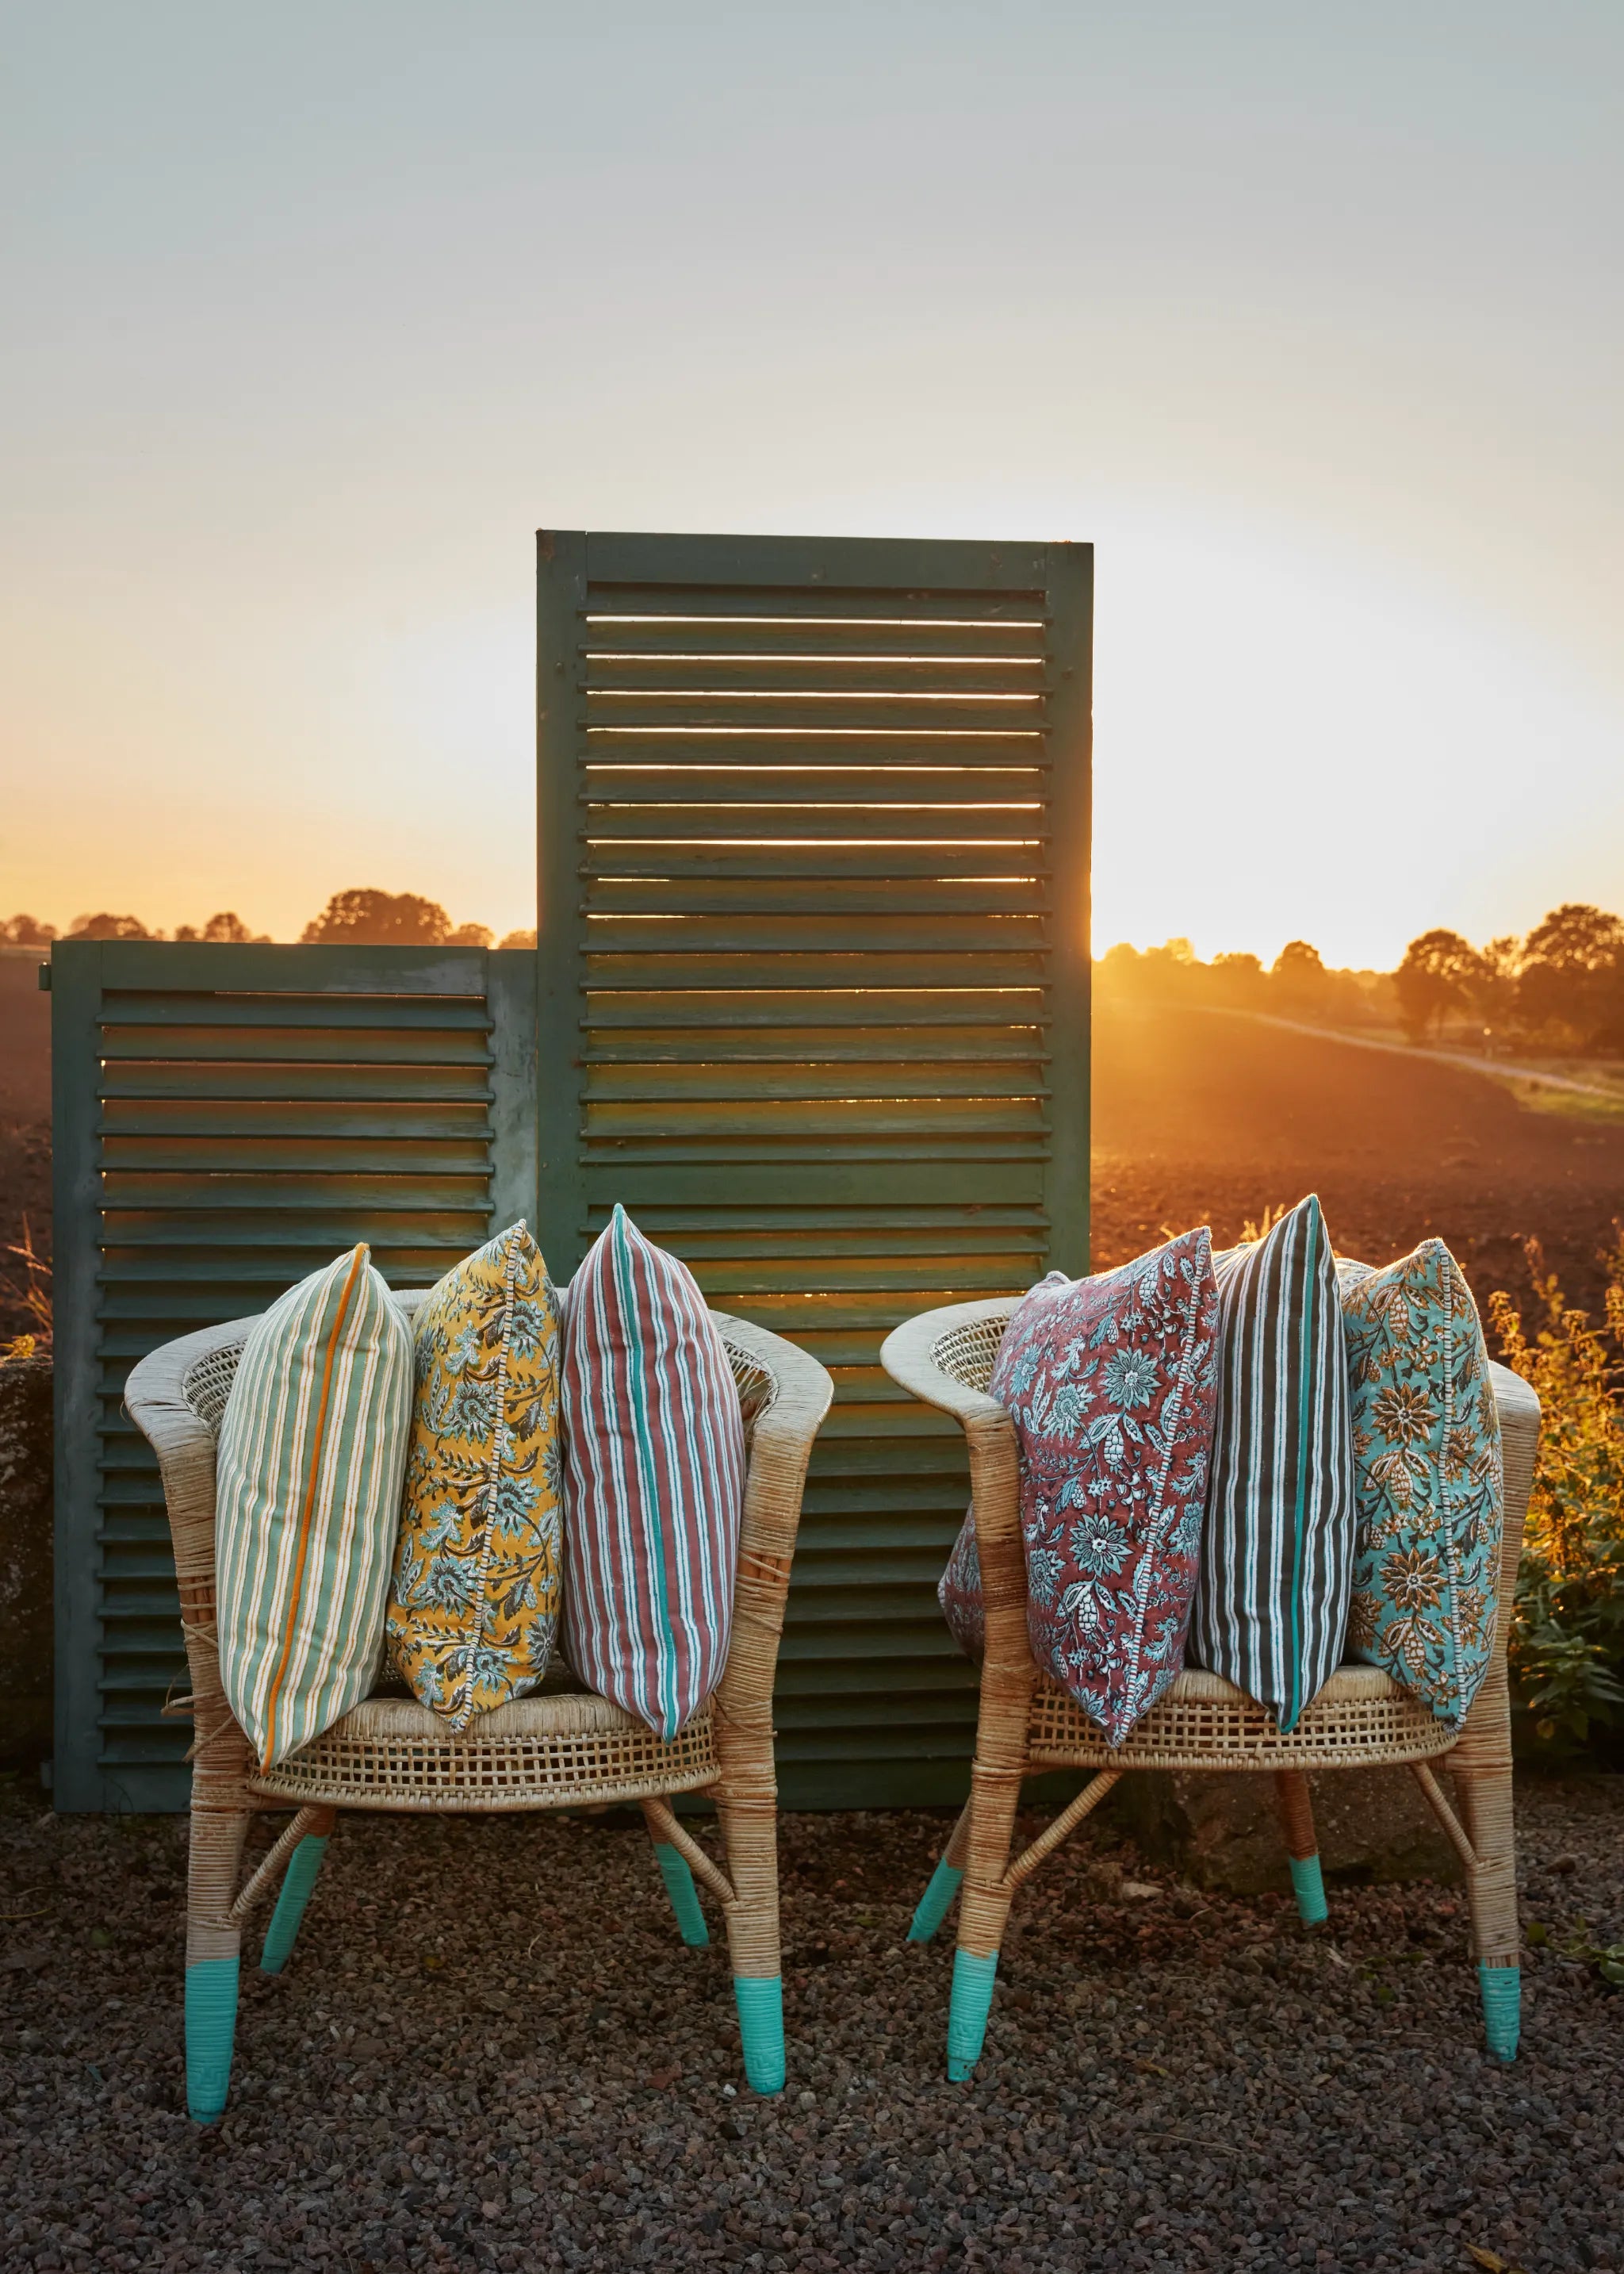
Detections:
948,1949,999,2080
185,1958,240,2123
1480,1965,1520,2061
561,1208,745,1742
1193,1195,1355,1734
733,1977,785,2094
611,1205,681,1740
1282,1203,1321,1734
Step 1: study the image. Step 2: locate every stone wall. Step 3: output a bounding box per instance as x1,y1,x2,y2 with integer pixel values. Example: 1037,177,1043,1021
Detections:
0,1355,52,1770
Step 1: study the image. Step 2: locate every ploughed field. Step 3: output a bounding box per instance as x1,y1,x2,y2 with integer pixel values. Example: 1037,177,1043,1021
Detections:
0,956,50,1340
3,958,1622,1337
1091,995,1624,1326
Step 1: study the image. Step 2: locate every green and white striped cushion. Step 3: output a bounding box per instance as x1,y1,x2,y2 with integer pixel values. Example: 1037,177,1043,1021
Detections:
1190,1194,1357,1732
216,1245,413,1768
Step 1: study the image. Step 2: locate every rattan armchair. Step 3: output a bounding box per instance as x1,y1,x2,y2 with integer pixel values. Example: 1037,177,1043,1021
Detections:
126,1294,832,2122
881,1296,1540,2081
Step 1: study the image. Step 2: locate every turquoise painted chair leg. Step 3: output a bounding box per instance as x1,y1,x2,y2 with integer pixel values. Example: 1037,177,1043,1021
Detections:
259,1833,329,1975
1480,1964,1520,2061
653,1842,710,1948
1288,1852,1329,1927
908,1854,965,1944
947,1947,999,2082
733,1976,785,2096
185,1957,241,2123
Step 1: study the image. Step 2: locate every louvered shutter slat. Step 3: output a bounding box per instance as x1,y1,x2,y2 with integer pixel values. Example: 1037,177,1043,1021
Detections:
538,529,1091,1808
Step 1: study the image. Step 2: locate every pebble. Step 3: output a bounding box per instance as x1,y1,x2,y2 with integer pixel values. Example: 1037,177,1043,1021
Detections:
0,1773,1619,2270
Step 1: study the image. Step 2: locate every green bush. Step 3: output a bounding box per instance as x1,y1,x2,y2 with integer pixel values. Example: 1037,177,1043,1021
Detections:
1488,1237,1624,1753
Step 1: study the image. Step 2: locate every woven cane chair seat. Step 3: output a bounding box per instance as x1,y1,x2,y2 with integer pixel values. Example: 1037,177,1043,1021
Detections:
247,1689,720,1812
1027,1664,1454,1771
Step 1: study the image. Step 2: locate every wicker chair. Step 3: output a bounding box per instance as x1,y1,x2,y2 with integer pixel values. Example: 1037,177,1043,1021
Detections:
881,1296,1541,2081
125,1295,832,2122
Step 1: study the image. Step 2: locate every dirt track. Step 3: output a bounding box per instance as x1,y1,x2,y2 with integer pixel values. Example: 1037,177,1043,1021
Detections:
1092,995,1624,1325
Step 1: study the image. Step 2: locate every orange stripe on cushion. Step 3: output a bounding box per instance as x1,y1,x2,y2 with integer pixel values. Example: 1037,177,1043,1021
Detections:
260,1243,366,1768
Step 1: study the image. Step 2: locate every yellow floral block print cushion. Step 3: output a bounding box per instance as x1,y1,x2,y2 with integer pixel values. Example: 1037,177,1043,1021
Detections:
385,1222,563,1728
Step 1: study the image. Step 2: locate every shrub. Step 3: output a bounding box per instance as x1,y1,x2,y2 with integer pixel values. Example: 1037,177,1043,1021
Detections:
0,1219,52,1363
1488,1236,1624,1753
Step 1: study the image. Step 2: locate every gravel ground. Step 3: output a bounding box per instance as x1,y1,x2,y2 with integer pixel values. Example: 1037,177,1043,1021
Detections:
1,1773,1620,2274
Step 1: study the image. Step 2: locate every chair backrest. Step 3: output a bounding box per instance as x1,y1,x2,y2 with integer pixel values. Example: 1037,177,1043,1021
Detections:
931,1304,1017,1398
178,1303,778,1450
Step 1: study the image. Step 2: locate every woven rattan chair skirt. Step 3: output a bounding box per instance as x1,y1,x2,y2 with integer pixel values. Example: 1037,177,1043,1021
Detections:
125,1298,833,2123
882,1294,1542,2083
247,1692,722,1812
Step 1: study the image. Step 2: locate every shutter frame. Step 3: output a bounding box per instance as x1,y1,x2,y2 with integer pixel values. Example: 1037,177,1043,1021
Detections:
538,529,1093,1805
51,941,537,1812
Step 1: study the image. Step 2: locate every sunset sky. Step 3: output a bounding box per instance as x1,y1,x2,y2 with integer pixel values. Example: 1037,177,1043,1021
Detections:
3,5,1620,968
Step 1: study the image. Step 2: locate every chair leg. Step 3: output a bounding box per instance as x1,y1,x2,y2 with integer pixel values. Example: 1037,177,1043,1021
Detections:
641,1800,710,1948
908,1800,972,1944
949,1761,1022,2082
1452,1756,1521,2061
1273,1769,1328,1926
260,1816,335,1976
714,1778,784,2096
185,1802,251,2123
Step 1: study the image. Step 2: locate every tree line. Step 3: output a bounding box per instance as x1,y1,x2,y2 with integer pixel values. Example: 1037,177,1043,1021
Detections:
1098,902,1624,1057
9,887,1622,1057
0,890,534,952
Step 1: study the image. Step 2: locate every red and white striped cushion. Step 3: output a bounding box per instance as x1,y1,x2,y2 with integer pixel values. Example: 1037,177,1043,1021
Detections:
561,1206,745,1739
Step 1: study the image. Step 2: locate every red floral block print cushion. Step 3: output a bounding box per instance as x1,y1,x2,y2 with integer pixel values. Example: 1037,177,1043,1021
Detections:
937,1505,985,1662
986,1229,1221,1743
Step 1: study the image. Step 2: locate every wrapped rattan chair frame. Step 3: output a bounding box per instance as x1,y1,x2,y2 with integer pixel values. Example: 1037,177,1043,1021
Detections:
881,1296,1541,2081
126,1293,832,2122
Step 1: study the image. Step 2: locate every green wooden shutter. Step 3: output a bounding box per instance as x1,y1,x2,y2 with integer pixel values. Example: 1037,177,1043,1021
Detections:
537,531,1092,1806
51,941,537,1812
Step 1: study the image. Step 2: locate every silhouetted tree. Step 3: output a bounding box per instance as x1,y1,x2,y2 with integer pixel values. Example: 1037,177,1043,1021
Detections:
1208,950,1266,1004
1395,928,1486,1041
68,912,156,941
301,888,452,945
173,912,268,943
1519,903,1624,1049
1270,939,1330,1014
1,915,56,946
446,922,495,948
498,928,538,951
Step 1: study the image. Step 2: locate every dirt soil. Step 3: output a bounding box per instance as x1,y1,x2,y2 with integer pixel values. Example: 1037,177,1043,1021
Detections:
1092,997,1624,1327
1,1777,1620,2272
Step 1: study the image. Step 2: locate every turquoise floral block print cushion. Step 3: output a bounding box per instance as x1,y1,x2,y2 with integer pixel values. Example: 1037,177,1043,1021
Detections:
1337,1242,1504,1724
986,1227,1220,1743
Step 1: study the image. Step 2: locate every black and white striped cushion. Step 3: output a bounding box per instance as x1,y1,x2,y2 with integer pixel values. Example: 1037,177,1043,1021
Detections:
1189,1194,1356,1731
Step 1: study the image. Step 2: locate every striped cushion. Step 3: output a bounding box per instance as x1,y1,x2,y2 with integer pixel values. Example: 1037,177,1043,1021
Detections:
1190,1194,1356,1731
1338,1243,1503,1724
216,1245,412,1769
385,1223,565,1730
561,1206,745,1740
